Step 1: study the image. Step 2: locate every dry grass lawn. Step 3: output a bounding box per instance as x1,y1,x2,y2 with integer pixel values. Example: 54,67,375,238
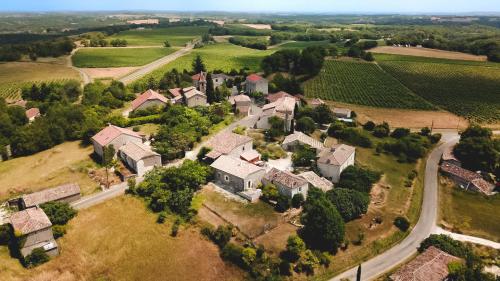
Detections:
80,66,138,80
0,196,244,281
0,57,80,84
0,141,99,201
371,46,487,61
326,101,469,130
241,24,272,30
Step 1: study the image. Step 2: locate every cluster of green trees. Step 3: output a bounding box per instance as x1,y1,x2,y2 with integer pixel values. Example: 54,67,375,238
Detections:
80,32,127,47
0,37,75,61
152,103,231,160
454,126,500,179
40,202,78,239
328,121,373,148
337,165,381,193
228,36,268,50
296,104,335,125
269,73,302,94
262,46,334,76
292,144,316,167
129,160,212,218
83,80,135,109
420,234,498,281
280,234,331,275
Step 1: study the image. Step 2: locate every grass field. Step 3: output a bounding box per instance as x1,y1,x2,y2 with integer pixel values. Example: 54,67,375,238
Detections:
108,26,210,46
303,59,436,110
0,58,81,101
132,43,274,88
72,47,177,68
371,46,487,61
377,54,500,124
0,196,244,281
438,178,500,242
277,40,332,50
0,141,99,201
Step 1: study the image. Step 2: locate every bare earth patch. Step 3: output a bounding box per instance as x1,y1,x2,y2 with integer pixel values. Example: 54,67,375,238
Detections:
371,46,487,61
326,101,469,130
241,24,272,30
80,67,139,80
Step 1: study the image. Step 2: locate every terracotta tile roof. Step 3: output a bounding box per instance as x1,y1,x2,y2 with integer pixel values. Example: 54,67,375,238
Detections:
119,142,159,162
246,74,265,83
240,150,260,162
212,73,232,80
309,98,325,106
211,155,264,178
206,132,252,156
22,183,81,208
390,246,461,281
9,207,52,235
131,89,169,111
298,171,333,192
470,178,495,195
264,168,308,190
266,91,300,103
282,132,324,151
192,72,207,82
91,124,142,147
25,108,40,119
262,97,296,117
233,94,251,104
440,163,481,182
168,88,182,97
442,146,460,162
14,100,27,108
318,144,355,166
183,87,206,99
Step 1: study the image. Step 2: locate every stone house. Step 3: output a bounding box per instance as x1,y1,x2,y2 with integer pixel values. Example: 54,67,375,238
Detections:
245,74,268,95
205,132,254,161
298,171,333,192
9,207,58,257
262,168,309,199
229,94,252,116
118,141,162,177
210,155,266,192
91,124,143,159
130,89,169,112
282,131,324,152
256,96,296,131
21,183,81,210
440,163,494,195
332,107,352,119
317,144,356,183
167,88,184,104
192,72,207,93
212,73,232,88
266,91,301,106
183,86,207,107
25,108,40,123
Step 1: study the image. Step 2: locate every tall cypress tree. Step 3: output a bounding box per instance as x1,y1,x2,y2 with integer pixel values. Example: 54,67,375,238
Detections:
206,73,215,103
192,55,206,73
356,264,362,281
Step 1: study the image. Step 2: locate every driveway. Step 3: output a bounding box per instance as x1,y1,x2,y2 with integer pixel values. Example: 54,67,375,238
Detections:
331,132,460,281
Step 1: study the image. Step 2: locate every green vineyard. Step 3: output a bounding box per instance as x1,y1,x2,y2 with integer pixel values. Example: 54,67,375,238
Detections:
0,79,76,102
303,60,436,110
378,59,500,123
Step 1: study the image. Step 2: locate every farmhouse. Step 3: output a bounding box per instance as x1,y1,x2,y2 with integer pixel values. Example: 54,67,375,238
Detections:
21,183,81,209
9,207,58,257
282,131,324,152
298,171,333,192
205,131,253,160
192,72,207,93
333,107,352,119
25,107,40,122
390,246,460,281
182,86,207,107
317,144,356,183
266,91,301,105
440,163,494,195
167,88,184,104
91,124,143,158
256,96,296,131
212,73,232,88
229,94,252,115
118,141,162,177
210,155,266,192
263,168,309,199
441,146,461,167
308,98,325,108
130,89,169,112
245,74,268,95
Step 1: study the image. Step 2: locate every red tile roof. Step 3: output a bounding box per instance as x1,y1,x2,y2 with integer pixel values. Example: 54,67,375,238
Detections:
131,89,169,111
264,168,308,190
440,163,480,182
192,72,207,82
10,207,52,235
91,124,142,147
246,74,264,83
168,88,182,98
25,108,40,119
266,91,300,103
22,183,81,208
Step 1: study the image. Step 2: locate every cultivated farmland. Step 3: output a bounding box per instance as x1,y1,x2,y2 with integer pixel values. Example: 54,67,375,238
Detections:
107,26,210,46
0,79,78,102
72,47,177,68
378,55,500,123
303,59,436,110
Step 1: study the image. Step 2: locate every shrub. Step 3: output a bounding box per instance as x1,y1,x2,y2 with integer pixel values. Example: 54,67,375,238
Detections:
394,216,410,231
171,218,181,237
420,127,431,136
40,202,77,225
419,234,470,258
157,212,167,224
242,247,257,268
363,121,375,131
283,235,306,262
292,193,305,208
390,127,410,139
221,242,244,267
0,224,12,245
24,247,50,267
373,122,390,138
212,225,233,248
295,249,319,274
313,250,331,267
52,225,67,239
296,116,316,134
275,194,291,212
429,133,442,144
279,259,292,276
292,144,316,167
261,183,279,202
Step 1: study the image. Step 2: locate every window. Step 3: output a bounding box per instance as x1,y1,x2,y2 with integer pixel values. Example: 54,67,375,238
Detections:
224,175,229,182
242,146,245,151
247,181,252,188
299,187,302,192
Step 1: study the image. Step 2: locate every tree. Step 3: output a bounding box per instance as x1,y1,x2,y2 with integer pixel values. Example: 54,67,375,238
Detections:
356,264,362,281
390,127,410,139
296,116,316,134
163,40,171,47
394,216,410,231
372,122,390,138
192,55,206,73
205,72,216,103
242,247,257,268
283,235,305,262
292,144,316,167
276,194,291,212
102,144,116,189
326,188,369,222
292,193,305,208
313,104,334,124
261,183,279,201
40,202,77,225
454,126,499,173
24,247,50,267
267,116,285,139
337,166,381,193
300,188,345,253
363,121,375,131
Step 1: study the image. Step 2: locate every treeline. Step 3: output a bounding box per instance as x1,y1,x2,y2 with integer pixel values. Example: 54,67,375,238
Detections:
80,32,128,47
0,37,75,61
228,36,268,50
262,46,336,76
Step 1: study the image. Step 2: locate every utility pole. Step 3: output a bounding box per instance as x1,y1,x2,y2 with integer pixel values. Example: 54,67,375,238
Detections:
356,264,362,281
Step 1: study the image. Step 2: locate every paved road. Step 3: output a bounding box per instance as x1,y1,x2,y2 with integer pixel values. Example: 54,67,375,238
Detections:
433,226,500,249
119,44,194,85
332,133,460,281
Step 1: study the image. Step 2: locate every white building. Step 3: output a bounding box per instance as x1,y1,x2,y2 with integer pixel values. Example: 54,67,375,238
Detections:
282,131,324,152
262,168,309,199
256,96,296,131
317,144,356,183
205,132,254,160
91,124,143,159
118,142,162,177
183,86,207,107
245,74,268,95
211,155,266,192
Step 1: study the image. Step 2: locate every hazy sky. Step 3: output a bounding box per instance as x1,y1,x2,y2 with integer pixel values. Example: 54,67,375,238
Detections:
1,0,499,13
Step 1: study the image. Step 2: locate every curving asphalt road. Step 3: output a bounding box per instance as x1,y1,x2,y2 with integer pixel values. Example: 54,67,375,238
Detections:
331,132,460,281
